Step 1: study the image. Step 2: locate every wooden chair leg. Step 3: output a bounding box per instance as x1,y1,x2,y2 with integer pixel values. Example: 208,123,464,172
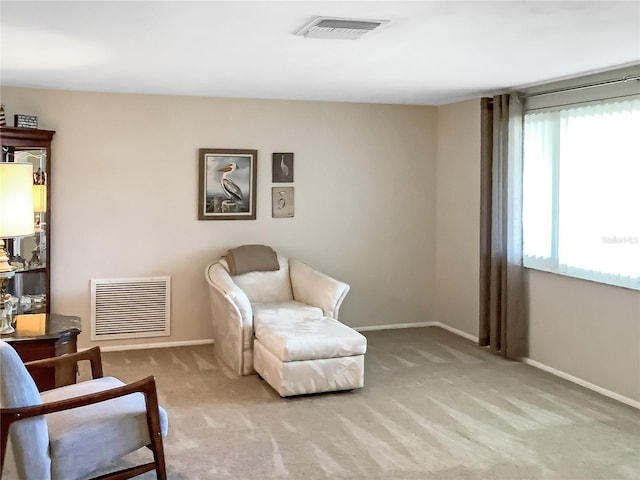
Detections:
150,433,167,480
142,378,167,480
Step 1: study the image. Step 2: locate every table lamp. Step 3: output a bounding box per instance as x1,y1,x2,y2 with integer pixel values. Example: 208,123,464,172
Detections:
0,162,35,334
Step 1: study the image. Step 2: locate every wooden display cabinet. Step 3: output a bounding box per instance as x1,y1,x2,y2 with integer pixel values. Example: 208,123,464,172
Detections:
1,127,55,315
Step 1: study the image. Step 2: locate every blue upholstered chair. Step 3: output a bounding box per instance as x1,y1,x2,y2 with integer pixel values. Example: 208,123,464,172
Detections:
0,340,168,480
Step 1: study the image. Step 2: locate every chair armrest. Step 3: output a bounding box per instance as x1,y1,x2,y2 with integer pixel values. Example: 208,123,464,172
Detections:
205,263,252,319
1,375,157,419
205,262,254,375
24,346,104,380
1,376,163,473
289,259,350,319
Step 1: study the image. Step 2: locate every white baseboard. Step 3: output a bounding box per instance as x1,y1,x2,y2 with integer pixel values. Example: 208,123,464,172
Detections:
83,339,214,353
522,358,640,410
424,323,639,410
430,322,479,342
354,321,479,343
355,321,437,332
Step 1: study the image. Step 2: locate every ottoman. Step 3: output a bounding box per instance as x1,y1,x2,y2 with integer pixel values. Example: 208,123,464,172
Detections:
253,316,367,397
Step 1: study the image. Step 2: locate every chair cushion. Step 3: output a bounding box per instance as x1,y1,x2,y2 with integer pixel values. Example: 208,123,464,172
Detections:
254,316,367,362
0,340,51,479
231,255,293,303
253,301,323,327
41,376,169,480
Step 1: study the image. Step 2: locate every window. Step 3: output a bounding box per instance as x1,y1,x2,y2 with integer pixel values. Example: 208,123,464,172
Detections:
522,97,640,290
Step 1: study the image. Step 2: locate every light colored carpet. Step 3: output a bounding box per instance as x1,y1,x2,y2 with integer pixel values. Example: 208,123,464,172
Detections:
5,327,639,479
96,327,640,480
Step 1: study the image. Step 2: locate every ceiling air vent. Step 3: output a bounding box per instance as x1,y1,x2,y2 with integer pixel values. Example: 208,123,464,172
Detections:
295,17,389,40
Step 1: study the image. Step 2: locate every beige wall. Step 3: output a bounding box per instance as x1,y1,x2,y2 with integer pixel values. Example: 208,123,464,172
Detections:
1,87,438,349
435,99,481,336
4,86,638,403
433,97,640,403
528,270,640,401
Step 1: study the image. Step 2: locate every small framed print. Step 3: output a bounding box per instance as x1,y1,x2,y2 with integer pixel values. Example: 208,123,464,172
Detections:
14,114,38,128
272,152,293,183
272,187,294,218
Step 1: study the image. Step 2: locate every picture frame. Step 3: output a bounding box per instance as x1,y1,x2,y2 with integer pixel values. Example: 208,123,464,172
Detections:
198,148,257,220
272,152,294,183
14,114,38,129
272,187,294,218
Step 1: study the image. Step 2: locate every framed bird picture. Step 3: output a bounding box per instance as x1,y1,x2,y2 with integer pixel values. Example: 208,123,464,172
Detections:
272,152,294,183
198,148,257,220
272,187,294,218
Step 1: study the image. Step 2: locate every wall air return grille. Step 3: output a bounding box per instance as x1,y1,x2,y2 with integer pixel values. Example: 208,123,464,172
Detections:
295,17,389,40
91,276,170,340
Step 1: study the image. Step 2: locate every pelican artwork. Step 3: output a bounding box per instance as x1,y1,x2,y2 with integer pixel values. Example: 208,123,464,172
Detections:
279,154,289,179
218,162,243,205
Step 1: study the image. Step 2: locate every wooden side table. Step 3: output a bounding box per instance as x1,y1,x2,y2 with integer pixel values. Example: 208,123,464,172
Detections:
1,313,81,391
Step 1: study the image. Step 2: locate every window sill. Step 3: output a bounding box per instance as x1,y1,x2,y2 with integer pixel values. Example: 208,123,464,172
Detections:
523,264,640,292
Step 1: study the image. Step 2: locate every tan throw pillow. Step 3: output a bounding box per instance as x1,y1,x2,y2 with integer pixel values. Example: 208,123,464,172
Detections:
223,245,280,275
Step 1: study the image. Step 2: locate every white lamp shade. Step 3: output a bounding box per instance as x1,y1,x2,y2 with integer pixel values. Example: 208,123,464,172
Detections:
32,184,47,213
0,162,35,238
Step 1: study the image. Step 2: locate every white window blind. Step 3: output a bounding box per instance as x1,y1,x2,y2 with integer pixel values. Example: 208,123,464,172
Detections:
523,97,640,290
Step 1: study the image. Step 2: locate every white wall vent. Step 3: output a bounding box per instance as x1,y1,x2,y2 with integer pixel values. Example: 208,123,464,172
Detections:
91,276,170,341
295,17,389,40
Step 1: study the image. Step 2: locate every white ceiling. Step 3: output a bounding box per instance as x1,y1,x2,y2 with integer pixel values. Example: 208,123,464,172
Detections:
1,1,639,105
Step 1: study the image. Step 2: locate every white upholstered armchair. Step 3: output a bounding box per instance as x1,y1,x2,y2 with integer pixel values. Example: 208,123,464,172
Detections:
205,250,351,376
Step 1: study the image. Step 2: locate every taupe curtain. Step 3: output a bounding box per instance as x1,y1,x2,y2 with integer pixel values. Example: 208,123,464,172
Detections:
479,94,528,359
